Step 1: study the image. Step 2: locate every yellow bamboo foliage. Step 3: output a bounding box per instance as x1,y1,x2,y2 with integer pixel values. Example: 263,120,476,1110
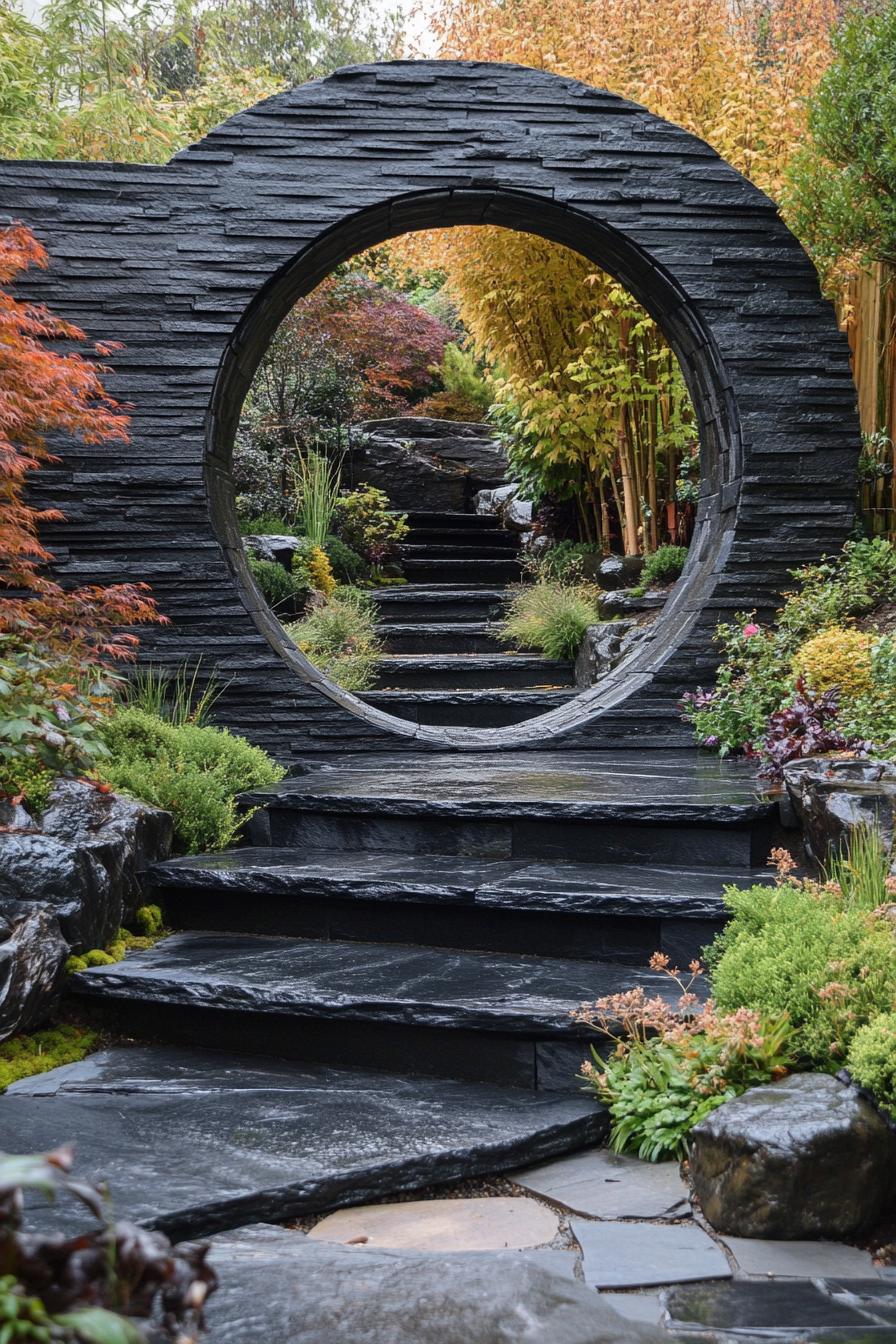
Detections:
393,0,836,551
793,627,874,700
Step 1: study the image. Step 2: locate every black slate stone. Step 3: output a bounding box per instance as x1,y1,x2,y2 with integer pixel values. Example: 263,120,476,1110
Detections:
200,1230,662,1343
151,848,744,920
0,59,858,758
241,749,774,824
67,931,683,1037
665,1282,880,1333
2,1045,605,1240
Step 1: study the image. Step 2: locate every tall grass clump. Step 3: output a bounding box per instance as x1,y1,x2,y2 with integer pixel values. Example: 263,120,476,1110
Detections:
123,659,227,728
284,587,382,692
291,450,342,545
498,580,602,661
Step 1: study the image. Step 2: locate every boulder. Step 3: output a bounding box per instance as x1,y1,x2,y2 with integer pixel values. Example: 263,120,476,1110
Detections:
0,781,172,951
575,620,637,687
689,1073,896,1239
783,757,896,872
348,432,468,512
243,534,304,570
597,555,645,590
504,496,533,531
0,898,68,1041
202,1229,666,1344
601,589,669,616
356,418,508,492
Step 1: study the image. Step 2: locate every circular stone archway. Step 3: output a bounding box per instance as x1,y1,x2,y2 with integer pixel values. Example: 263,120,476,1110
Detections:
10,60,859,760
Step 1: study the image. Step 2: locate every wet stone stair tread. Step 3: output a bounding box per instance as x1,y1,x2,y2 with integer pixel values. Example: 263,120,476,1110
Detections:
0,747,780,1261
363,508,575,723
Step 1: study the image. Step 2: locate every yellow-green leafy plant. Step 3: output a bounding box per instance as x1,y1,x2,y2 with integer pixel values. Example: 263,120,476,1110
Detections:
0,1025,97,1093
707,852,896,1066
792,626,874,699
98,708,284,854
847,1013,896,1119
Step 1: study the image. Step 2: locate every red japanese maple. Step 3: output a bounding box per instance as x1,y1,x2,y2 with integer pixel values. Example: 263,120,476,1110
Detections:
0,223,164,669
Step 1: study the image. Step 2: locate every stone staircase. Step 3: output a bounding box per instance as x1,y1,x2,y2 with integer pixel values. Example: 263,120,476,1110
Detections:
68,751,777,1090
364,510,578,728
5,748,781,1238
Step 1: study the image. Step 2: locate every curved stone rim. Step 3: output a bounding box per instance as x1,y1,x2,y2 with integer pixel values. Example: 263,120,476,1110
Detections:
207,184,740,749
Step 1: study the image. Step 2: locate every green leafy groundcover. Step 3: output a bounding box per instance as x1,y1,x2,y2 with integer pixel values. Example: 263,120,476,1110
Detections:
99,708,284,853
0,1024,97,1093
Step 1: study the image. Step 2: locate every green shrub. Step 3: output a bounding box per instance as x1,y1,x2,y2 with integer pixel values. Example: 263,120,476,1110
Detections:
324,534,368,584
0,1024,97,1093
707,880,896,1067
247,555,307,612
840,634,896,751
0,755,53,815
538,541,602,581
498,581,602,661
284,587,381,692
239,512,290,535
123,660,224,728
847,1012,896,1118
98,708,284,854
333,485,408,566
638,544,689,589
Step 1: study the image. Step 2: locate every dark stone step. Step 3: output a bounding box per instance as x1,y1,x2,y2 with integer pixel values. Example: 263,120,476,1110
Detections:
407,528,519,549
374,654,573,690
402,559,522,585
371,586,507,624
66,931,681,1087
406,511,501,530
242,751,777,867
151,848,750,963
402,544,520,560
0,1045,604,1239
381,623,504,654
361,689,578,727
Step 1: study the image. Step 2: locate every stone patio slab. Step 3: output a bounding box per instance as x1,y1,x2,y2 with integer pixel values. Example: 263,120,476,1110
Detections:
723,1236,877,1279
307,1195,559,1252
202,1228,667,1343
665,1281,876,1333
514,1148,690,1219
570,1218,731,1289
1,1045,604,1240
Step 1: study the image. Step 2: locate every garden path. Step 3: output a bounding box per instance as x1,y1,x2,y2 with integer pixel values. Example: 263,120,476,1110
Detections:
362,509,579,727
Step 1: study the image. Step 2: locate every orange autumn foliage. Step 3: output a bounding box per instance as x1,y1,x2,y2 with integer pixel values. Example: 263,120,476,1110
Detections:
0,222,164,666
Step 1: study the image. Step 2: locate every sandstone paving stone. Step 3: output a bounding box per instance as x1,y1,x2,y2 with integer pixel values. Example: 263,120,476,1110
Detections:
665,1281,880,1334
513,1148,690,1220
307,1195,560,1252
570,1218,731,1290
0,1045,603,1240
199,1229,668,1343
723,1237,877,1279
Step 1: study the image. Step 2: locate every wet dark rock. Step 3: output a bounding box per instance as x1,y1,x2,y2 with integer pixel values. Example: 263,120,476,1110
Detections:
0,898,68,1041
601,589,669,616
597,555,645,591
201,1228,664,1343
575,620,637,687
504,496,533,531
0,780,172,950
349,419,507,512
689,1073,896,1238
2,1045,605,1240
243,533,305,569
0,799,39,831
784,756,896,871
666,1280,880,1334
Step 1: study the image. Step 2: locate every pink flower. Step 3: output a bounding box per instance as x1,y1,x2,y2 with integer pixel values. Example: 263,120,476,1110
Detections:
743,623,760,638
